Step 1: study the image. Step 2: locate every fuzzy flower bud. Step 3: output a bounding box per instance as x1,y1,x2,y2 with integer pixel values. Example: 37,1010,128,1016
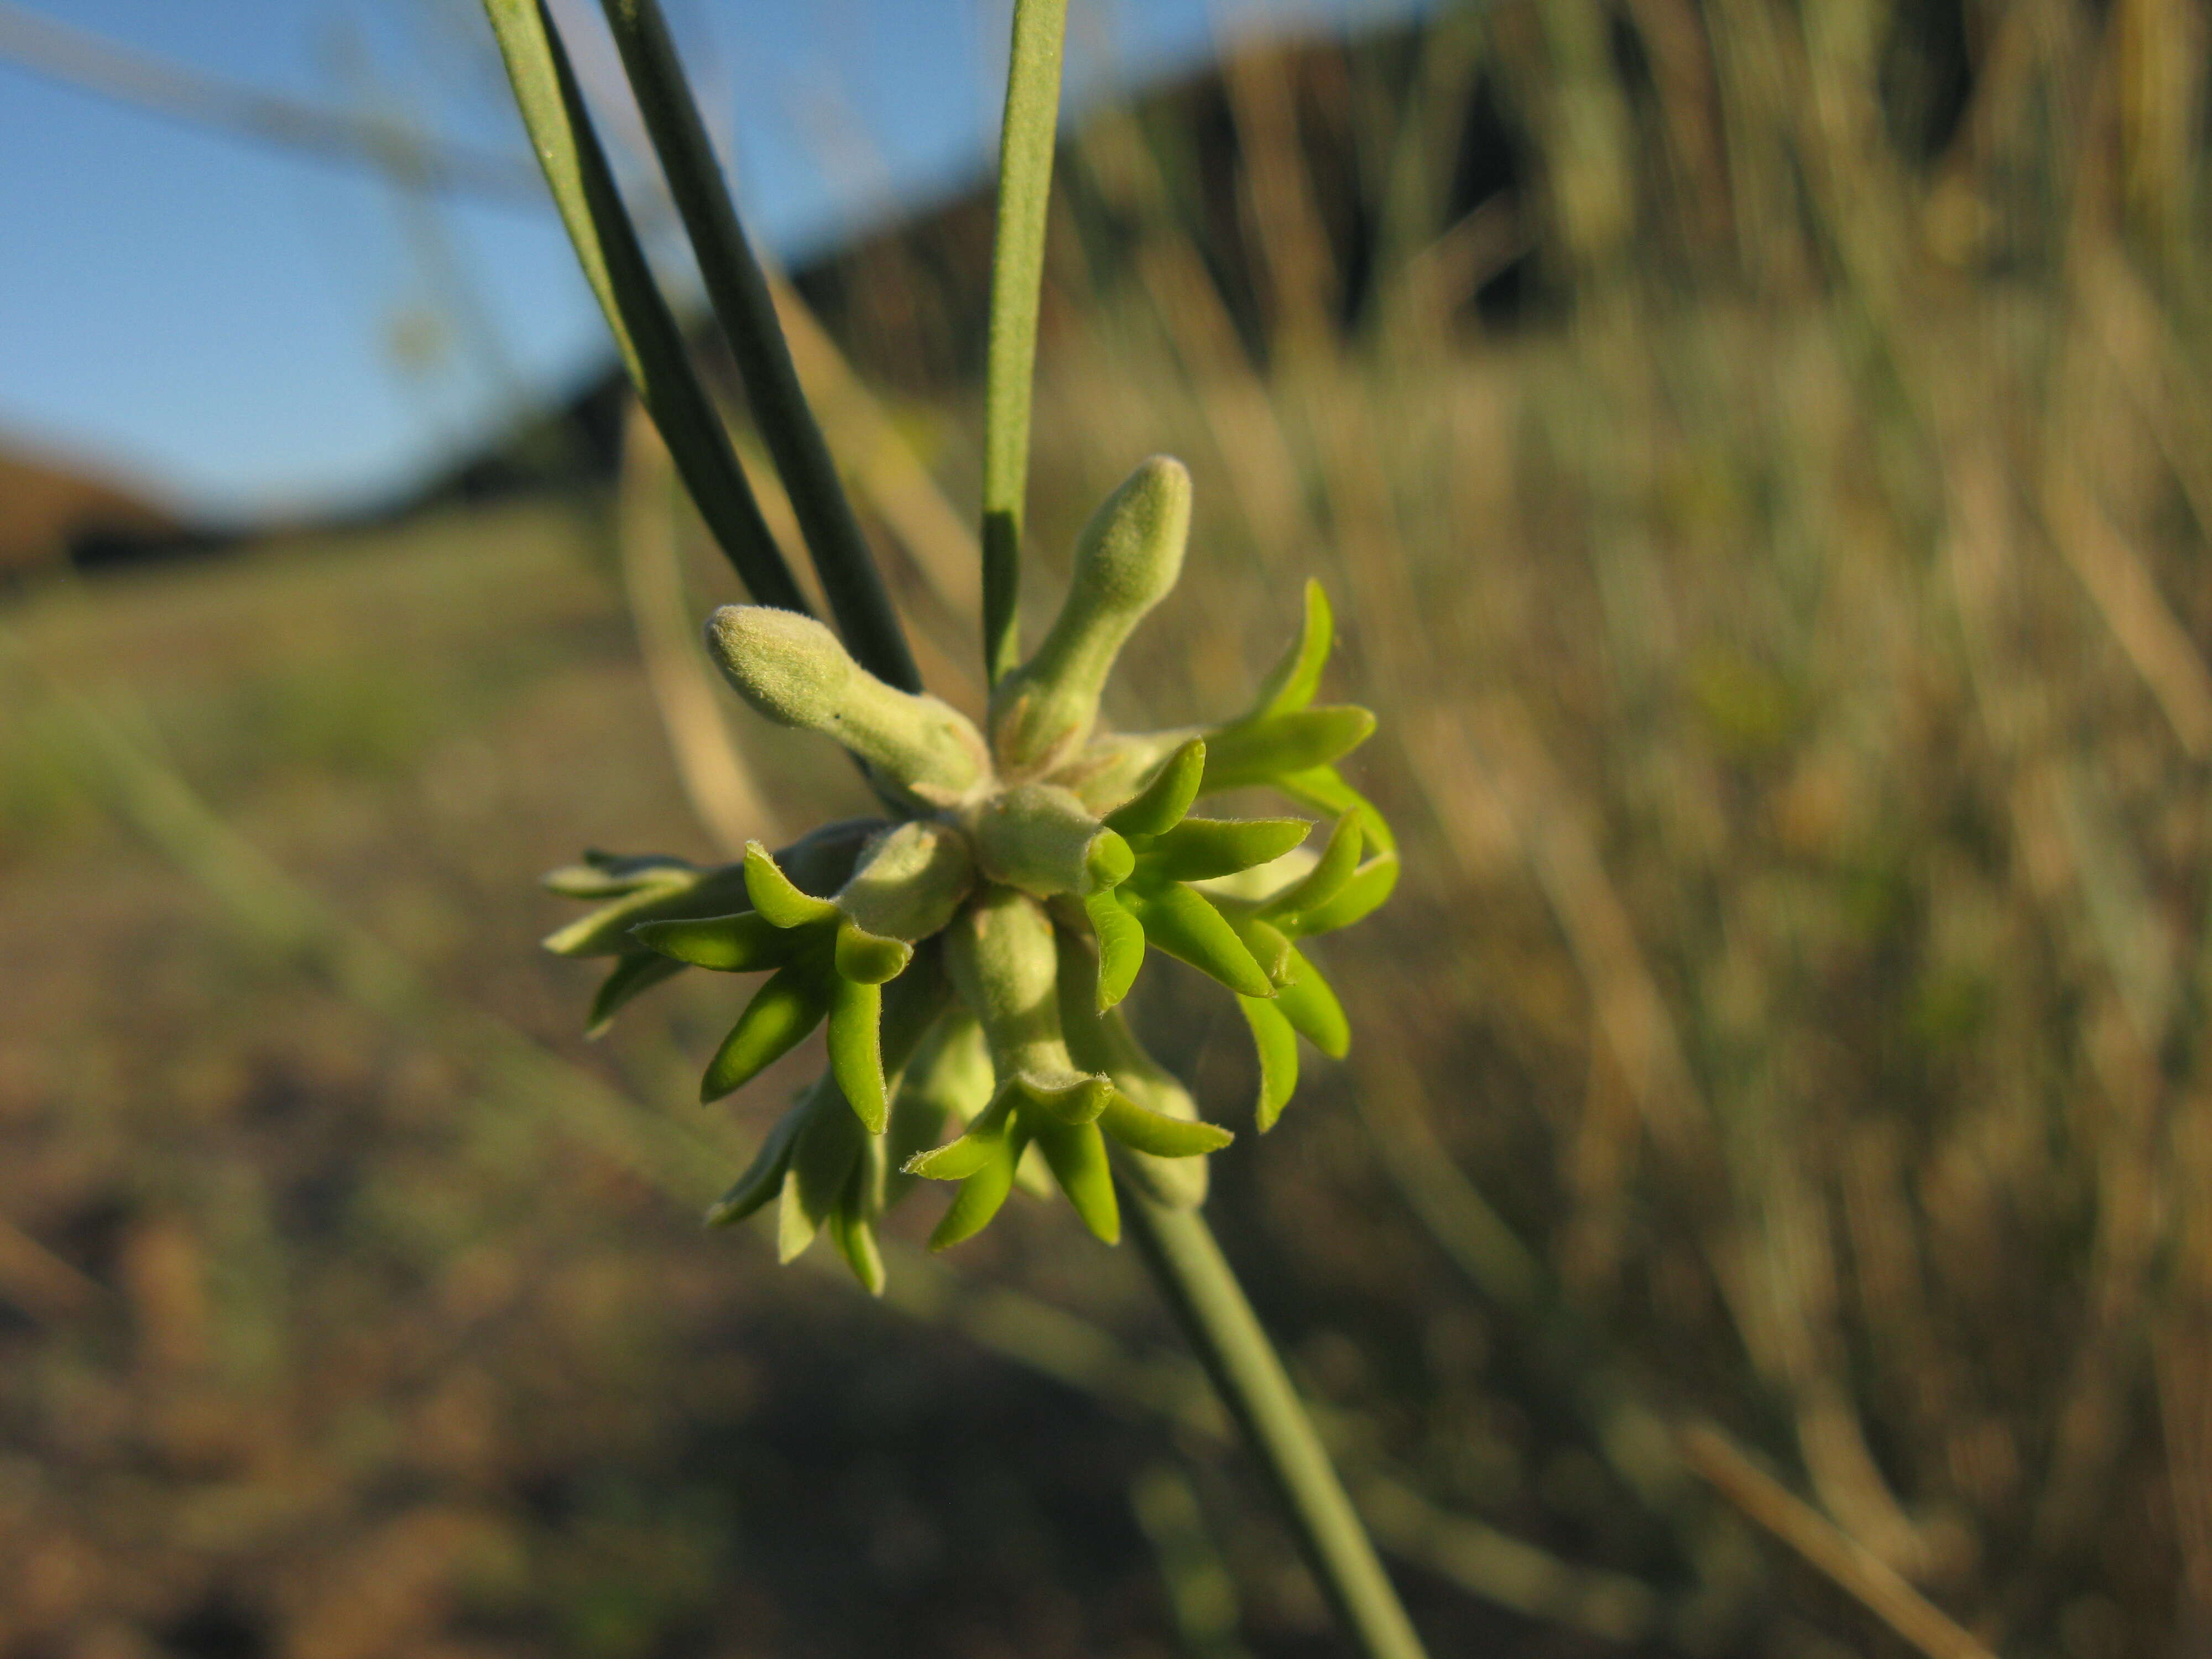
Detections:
968,782,1134,899
989,456,1191,775
706,606,989,805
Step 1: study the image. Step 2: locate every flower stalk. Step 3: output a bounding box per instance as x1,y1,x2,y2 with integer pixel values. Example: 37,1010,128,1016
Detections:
492,1,1427,1651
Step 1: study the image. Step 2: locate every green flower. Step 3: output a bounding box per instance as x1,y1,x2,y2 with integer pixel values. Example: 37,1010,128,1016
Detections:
544,457,1394,1290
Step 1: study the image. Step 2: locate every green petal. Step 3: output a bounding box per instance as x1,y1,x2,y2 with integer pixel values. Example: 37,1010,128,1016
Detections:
1098,1091,1234,1157
1218,905,1296,987
1293,853,1400,935
778,1089,864,1262
827,1198,885,1294
1103,738,1206,837
743,840,841,929
1084,889,1146,1010
1035,1121,1120,1243
1011,1071,1114,1125
586,951,686,1037
1238,995,1300,1130
1275,766,1395,855
1140,817,1311,884
827,976,888,1131
1259,813,1363,924
834,922,912,985
1276,948,1350,1059
904,1091,1015,1181
704,1099,808,1227
541,862,753,957
701,964,831,1101
829,1138,888,1293
928,1126,1029,1249
1121,881,1274,998
1201,706,1375,795
1245,580,1333,719
544,851,699,898
632,910,794,971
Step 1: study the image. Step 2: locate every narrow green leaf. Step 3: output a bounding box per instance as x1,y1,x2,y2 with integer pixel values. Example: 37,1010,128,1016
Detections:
980,0,1071,686
1098,1092,1235,1157
704,1100,807,1227
700,964,831,1100
1293,853,1400,936
1084,889,1146,1010
1103,737,1206,837
1246,580,1333,719
586,951,685,1037
600,0,921,693
1201,707,1376,794
827,975,887,1132
743,841,839,930
1121,881,1274,998
1141,817,1311,884
1259,813,1362,924
632,910,791,971
1036,1121,1119,1243
479,0,809,613
1238,995,1300,1131
928,1126,1030,1250
1276,948,1350,1059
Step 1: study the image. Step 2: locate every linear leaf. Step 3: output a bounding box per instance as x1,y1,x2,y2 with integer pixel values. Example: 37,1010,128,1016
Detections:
1277,948,1350,1059
479,0,808,612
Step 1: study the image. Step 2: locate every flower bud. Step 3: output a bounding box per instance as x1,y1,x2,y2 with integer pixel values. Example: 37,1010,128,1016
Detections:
944,884,1109,1115
989,457,1191,774
837,821,975,946
706,606,989,804
969,782,1133,899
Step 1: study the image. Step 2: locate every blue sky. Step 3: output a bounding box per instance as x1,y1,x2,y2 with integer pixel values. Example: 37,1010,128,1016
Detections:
0,0,1423,519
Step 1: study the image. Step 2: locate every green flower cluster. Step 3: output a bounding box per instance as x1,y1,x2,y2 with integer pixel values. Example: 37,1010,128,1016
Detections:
545,457,1395,1291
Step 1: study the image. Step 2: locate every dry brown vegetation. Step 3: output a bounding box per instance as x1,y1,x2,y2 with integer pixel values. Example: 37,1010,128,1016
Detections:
4,0,2212,1654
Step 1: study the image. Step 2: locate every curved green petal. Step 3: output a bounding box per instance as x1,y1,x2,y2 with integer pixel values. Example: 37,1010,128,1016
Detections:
1103,737,1206,837
1123,881,1273,997
1140,817,1311,884
1237,995,1300,1130
701,963,831,1100
1035,1120,1120,1243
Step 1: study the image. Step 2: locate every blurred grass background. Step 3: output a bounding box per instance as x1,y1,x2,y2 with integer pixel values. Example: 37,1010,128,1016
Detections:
6,0,2212,1653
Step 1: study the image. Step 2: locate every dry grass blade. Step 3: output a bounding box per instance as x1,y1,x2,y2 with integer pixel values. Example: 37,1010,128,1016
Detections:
1678,1422,2002,1659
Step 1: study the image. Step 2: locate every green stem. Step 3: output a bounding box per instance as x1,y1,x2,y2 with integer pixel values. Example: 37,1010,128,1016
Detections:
1123,1190,1431,1659
600,0,922,693
979,0,1069,687
481,0,808,617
